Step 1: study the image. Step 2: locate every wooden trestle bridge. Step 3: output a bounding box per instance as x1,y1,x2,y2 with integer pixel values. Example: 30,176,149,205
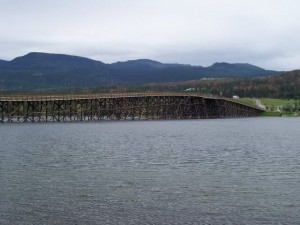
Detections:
0,92,264,123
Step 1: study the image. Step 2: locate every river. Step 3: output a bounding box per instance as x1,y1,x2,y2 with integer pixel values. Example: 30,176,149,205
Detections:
0,118,299,224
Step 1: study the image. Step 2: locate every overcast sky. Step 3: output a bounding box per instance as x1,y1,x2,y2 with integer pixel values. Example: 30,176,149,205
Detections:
0,0,299,70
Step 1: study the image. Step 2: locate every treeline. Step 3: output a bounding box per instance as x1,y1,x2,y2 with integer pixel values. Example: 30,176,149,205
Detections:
135,70,300,98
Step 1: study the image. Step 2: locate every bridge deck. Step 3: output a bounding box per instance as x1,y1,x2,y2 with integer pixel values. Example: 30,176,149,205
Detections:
0,92,216,101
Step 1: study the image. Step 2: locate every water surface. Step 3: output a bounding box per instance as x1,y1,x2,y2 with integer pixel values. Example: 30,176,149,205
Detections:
1,118,300,224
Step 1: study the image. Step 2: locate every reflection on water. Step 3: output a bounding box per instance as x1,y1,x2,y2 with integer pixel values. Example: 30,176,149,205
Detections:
1,118,300,224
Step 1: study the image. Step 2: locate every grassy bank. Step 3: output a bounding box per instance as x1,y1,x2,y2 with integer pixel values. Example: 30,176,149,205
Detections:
235,98,256,106
238,98,300,117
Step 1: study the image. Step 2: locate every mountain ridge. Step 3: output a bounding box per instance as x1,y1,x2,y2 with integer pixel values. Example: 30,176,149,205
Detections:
1,52,274,71
0,52,280,92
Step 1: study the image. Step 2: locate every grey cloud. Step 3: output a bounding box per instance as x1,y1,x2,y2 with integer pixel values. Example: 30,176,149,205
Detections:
0,0,299,70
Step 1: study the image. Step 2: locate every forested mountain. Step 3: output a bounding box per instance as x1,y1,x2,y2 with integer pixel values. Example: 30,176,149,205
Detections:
0,52,278,92
142,70,300,98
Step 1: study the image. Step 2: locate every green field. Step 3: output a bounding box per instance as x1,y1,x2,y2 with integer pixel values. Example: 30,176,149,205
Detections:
239,98,299,109
260,98,297,107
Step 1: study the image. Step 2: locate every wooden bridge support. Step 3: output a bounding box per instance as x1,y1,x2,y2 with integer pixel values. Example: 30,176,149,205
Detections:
0,94,263,123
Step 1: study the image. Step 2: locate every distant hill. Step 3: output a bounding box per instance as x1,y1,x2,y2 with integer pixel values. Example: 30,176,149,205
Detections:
0,60,8,67
0,52,279,92
205,62,271,76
